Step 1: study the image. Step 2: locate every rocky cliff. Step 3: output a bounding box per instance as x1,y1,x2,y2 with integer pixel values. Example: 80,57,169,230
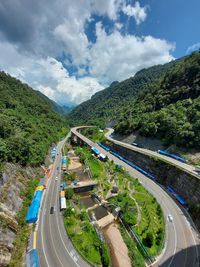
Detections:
0,163,43,266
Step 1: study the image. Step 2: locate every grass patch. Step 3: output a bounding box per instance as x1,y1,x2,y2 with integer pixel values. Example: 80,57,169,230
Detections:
63,208,111,266
73,146,165,261
119,226,145,267
81,127,107,143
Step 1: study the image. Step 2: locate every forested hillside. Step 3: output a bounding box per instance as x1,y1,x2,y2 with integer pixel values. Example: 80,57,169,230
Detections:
70,60,176,126
70,52,200,148
0,72,68,165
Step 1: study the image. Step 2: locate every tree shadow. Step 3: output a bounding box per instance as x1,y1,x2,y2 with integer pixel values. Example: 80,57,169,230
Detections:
157,244,200,267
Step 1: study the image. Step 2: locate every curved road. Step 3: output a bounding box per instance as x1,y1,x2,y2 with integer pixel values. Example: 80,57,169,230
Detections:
71,126,200,267
105,128,199,178
36,135,90,267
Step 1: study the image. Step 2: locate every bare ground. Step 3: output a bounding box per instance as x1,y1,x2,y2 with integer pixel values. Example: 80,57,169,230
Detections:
103,223,131,267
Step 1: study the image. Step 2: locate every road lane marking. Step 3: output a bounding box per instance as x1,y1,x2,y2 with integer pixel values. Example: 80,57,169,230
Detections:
33,231,37,249
40,151,62,267
41,174,51,267
49,177,65,267
97,143,179,267
55,149,80,267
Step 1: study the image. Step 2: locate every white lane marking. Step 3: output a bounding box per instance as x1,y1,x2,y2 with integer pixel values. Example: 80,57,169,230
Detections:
184,209,200,265
74,130,200,265
166,219,177,267
49,166,65,267
98,149,178,267
41,144,63,267
41,174,52,267
54,149,80,267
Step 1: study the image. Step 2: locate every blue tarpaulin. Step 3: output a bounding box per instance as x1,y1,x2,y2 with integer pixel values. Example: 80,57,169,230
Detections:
158,150,187,163
26,190,43,223
26,249,39,267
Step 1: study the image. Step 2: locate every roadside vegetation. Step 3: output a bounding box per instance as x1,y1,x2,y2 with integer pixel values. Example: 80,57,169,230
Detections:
81,127,107,143
63,202,111,266
9,177,39,267
119,226,145,267
74,146,165,263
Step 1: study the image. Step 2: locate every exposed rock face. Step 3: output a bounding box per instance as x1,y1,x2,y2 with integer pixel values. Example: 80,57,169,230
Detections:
0,163,43,267
105,142,200,231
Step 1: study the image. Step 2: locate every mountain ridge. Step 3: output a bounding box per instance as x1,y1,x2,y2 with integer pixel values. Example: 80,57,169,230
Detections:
69,51,200,148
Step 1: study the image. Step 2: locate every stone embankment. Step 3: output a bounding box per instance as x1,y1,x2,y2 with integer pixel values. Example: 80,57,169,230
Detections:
104,142,200,231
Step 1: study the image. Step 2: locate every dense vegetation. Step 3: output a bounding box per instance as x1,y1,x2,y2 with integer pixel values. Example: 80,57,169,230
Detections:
70,52,200,148
0,72,68,165
70,60,175,126
75,146,165,259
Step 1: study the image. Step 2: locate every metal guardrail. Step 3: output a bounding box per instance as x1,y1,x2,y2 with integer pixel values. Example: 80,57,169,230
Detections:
119,214,153,264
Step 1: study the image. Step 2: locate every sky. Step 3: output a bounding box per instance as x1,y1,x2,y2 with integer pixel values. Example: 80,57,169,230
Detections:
0,0,199,107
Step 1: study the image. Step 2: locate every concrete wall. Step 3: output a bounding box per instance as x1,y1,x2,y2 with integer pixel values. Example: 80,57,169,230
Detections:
105,142,200,205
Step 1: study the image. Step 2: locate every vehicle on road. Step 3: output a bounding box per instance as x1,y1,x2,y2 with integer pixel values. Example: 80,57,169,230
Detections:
55,176,58,181
131,142,138,146
168,214,173,222
60,196,67,210
194,165,200,174
60,183,64,190
50,206,54,214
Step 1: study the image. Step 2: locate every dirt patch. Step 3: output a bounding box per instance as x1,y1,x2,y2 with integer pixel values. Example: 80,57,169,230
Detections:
68,157,82,171
103,223,131,267
75,169,90,181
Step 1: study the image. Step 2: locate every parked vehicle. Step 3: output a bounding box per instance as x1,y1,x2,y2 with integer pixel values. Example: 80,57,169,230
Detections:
50,206,54,214
194,165,200,173
60,197,67,210
131,142,138,147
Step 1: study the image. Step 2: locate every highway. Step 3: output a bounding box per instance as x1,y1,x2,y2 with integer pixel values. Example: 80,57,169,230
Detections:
36,134,90,267
71,126,200,267
105,128,199,179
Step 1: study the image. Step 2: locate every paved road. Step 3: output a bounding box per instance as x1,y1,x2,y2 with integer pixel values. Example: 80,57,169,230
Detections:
105,128,200,179
71,126,200,267
37,134,90,267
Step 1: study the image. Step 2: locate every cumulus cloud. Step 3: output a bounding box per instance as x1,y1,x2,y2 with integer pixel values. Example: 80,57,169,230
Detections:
0,0,175,106
186,42,200,54
122,1,148,25
0,41,103,105
89,22,175,82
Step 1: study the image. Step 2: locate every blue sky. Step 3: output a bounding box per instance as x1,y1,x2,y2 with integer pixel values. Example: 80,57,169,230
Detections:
0,0,199,106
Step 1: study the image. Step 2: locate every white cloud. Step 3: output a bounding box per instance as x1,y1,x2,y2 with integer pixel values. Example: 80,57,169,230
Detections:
186,42,200,54
92,0,123,20
123,1,148,25
0,0,175,106
54,21,89,66
89,23,175,82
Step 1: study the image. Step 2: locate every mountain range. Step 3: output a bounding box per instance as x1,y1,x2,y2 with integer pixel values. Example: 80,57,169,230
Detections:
69,51,200,148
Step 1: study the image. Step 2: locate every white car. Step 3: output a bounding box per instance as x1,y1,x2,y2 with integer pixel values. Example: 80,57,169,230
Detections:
168,214,173,222
55,176,58,181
